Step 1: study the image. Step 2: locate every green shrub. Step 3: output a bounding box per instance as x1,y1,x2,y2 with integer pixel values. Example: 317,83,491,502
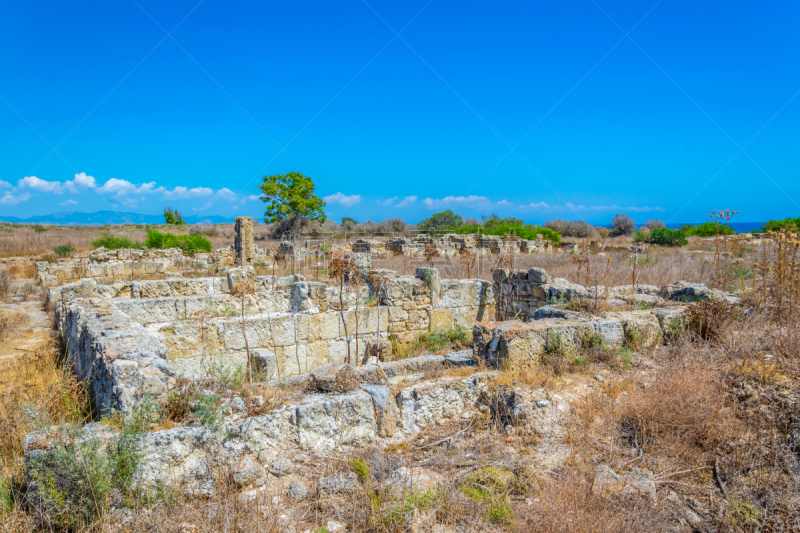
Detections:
414,326,470,353
144,230,212,255
53,245,75,257
454,222,561,243
91,233,142,250
760,217,800,233
29,401,157,529
634,228,688,246
681,222,735,237
347,458,370,479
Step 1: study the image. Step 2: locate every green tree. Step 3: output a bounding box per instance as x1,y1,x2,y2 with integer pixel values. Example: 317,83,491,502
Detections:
341,216,358,224
163,207,186,225
417,209,463,234
258,172,326,224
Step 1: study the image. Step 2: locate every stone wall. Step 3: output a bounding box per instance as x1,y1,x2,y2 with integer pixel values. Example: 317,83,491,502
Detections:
55,266,493,414
36,247,231,287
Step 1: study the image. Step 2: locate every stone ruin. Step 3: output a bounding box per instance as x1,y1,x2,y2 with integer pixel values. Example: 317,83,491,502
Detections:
23,221,740,503
234,216,255,265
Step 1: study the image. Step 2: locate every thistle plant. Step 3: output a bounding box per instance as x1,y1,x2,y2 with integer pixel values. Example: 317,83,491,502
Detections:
459,248,477,279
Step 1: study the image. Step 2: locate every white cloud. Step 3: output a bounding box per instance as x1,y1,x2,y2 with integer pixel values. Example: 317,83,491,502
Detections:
518,201,553,210
0,180,11,188
396,196,417,207
324,192,361,207
422,195,508,210
17,176,65,194
0,192,32,205
163,186,214,199
96,178,139,197
216,188,238,200
377,197,397,206
59,199,78,206
64,172,97,192
134,182,164,195
565,203,665,213
241,194,260,202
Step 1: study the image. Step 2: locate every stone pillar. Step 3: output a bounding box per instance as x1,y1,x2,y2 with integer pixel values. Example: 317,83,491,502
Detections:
234,217,254,266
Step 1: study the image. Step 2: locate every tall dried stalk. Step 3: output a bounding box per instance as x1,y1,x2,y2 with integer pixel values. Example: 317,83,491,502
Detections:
231,280,255,383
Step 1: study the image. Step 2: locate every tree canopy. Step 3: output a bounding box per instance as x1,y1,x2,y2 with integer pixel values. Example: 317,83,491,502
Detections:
258,172,326,224
417,209,463,234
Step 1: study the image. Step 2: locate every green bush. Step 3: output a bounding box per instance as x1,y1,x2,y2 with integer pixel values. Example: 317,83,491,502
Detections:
144,230,212,255
417,209,463,234
29,401,158,529
415,326,470,353
455,222,561,244
760,217,800,233
680,222,735,237
53,245,75,257
91,233,142,250
634,228,688,246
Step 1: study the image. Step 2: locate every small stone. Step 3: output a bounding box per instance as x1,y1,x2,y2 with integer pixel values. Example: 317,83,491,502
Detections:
231,456,265,488
536,399,550,408
384,467,445,494
269,457,293,477
230,396,246,412
319,472,360,497
594,375,605,383
288,481,310,502
326,519,346,532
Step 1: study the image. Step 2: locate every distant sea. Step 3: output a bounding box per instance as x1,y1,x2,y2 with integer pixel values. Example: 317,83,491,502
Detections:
666,222,764,233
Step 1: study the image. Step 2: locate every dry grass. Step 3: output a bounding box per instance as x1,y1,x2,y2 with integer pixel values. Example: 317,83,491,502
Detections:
0,332,91,526
0,223,236,258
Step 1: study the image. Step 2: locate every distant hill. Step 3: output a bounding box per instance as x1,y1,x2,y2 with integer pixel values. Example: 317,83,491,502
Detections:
0,211,238,226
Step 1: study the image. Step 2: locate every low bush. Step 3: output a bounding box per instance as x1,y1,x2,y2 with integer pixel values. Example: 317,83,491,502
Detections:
455,223,561,243
52,244,74,257
680,222,735,237
760,216,800,232
634,228,687,246
144,230,212,255
410,325,470,355
91,233,142,250
544,219,597,238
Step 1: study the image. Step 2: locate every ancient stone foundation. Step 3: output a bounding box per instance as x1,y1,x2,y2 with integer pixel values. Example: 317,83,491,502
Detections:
26,257,738,500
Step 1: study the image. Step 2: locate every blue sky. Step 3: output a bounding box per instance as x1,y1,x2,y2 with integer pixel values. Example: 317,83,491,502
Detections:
1,0,799,224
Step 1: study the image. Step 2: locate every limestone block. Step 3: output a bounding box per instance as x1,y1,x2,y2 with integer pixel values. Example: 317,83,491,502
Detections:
338,307,387,337
528,267,550,283
160,321,224,360
366,338,392,361
252,349,277,379
360,384,398,437
227,266,256,292
295,391,377,453
397,378,476,433
387,306,408,322
430,308,454,330
414,267,440,307
307,312,341,343
407,309,431,331
290,281,329,312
